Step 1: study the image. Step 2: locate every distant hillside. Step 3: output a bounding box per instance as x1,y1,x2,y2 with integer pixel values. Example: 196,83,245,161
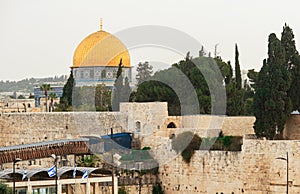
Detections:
0,75,68,93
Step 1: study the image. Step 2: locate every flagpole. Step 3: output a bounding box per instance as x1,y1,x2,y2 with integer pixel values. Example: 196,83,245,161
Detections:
111,127,115,194
51,154,58,194
74,155,76,194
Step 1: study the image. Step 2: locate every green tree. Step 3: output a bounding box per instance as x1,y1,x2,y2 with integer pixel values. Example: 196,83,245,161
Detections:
59,70,74,111
281,24,300,111
243,79,255,115
113,59,132,111
95,84,112,111
247,69,258,90
40,83,51,112
122,77,131,100
136,61,153,85
17,95,25,99
135,56,231,115
118,186,128,194
77,155,96,167
28,93,34,99
171,131,202,163
254,34,291,139
199,46,206,57
289,59,300,111
48,93,58,112
253,59,271,138
281,23,298,70
152,183,164,194
235,44,242,89
0,183,12,194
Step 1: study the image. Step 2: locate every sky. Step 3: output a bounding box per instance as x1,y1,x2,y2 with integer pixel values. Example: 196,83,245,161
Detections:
1,0,300,81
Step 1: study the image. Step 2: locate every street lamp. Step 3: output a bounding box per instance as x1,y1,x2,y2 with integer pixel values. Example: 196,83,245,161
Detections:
51,154,58,194
131,162,143,194
13,158,22,194
276,152,289,194
111,128,115,194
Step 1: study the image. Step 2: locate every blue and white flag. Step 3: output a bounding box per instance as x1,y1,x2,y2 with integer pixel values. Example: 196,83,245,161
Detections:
73,165,76,178
22,167,27,181
47,165,56,177
82,169,88,180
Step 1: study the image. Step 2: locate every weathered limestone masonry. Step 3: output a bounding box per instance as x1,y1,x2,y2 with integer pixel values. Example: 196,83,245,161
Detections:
284,114,300,139
159,137,300,194
0,112,126,146
0,102,299,193
0,102,257,147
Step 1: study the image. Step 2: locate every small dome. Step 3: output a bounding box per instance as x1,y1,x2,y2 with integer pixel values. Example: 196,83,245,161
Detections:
72,30,130,68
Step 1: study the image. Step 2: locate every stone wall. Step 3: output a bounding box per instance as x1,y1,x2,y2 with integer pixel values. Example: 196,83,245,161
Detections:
284,114,300,140
159,137,300,194
0,102,280,148
0,112,126,147
1,102,300,193
1,103,299,148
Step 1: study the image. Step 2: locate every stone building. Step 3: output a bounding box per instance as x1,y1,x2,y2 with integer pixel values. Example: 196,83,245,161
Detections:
71,20,132,87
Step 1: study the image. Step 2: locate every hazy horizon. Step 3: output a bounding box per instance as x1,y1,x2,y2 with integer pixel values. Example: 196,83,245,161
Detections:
1,0,300,81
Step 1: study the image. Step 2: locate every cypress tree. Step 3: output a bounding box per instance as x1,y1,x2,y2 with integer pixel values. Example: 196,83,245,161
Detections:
281,24,298,70
281,24,300,111
254,59,272,138
122,77,131,100
254,34,291,139
112,59,124,111
235,44,242,89
60,70,74,110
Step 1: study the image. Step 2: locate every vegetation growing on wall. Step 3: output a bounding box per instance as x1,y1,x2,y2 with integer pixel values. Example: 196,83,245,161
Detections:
172,131,243,163
152,182,164,194
77,155,97,167
118,186,128,194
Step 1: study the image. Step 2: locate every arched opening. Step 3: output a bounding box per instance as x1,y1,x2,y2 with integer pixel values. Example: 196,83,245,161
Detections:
136,121,141,132
167,122,176,128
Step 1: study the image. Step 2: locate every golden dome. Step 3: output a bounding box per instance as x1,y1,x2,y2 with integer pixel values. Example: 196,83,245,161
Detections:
72,30,130,68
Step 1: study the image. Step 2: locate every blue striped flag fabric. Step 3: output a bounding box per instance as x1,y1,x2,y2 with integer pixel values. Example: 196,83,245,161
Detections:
82,169,88,180
47,165,56,177
73,165,76,178
22,167,27,181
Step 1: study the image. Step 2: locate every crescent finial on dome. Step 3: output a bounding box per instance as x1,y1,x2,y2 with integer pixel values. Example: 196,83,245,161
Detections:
100,18,103,31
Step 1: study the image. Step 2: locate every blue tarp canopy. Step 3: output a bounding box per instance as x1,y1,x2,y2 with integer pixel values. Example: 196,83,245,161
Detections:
101,132,132,151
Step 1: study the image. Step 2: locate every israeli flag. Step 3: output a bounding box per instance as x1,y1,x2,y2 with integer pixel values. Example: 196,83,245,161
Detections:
22,167,27,181
47,165,56,177
82,169,88,180
73,165,76,178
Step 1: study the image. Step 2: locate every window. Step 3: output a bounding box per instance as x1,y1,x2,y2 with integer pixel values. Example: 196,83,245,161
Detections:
136,121,141,132
167,122,176,128
90,69,94,78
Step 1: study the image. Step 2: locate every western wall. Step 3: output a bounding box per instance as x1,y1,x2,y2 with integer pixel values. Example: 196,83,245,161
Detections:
0,102,299,193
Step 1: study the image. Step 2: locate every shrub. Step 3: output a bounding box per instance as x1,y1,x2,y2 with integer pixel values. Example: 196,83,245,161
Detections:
172,131,201,163
171,131,194,154
172,132,243,162
222,136,232,148
118,186,128,194
152,183,164,194
0,183,12,194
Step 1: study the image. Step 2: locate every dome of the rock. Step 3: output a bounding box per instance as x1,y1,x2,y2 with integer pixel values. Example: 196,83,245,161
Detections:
70,21,132,87
72,30,130,68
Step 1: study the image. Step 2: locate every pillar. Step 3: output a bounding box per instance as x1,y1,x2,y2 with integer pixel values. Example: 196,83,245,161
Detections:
86,180,90,194
114,176,118,194
94,182,99,194
67,184,73,194
58,180,62,194
27,179,32,194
